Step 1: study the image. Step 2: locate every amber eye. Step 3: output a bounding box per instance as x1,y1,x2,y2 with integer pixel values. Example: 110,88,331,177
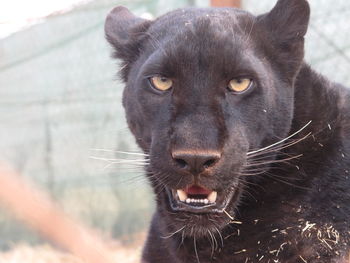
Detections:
149,76,173,91
228,78,252,93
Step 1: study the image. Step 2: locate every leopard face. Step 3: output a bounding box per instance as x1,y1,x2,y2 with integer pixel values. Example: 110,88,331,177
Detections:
105,0,309,237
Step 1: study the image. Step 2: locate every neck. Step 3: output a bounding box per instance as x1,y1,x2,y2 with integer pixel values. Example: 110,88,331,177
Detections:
292,63,342,138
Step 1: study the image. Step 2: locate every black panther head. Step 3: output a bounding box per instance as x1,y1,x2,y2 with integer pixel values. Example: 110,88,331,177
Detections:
105,0,310,237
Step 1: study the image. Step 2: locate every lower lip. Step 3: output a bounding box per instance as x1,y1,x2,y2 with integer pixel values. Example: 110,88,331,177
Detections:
166,188,237,214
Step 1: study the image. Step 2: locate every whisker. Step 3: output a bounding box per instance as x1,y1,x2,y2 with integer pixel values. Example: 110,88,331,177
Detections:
151,172,174,195
102,163,146,171
239,167,269,173
181,230,185,247
247,121,312,156
214,226,224,247
244,154,303,168
212,229,218,250
90,156,149,164
264,173,310,190
107,162,149,166
91,148,149,156
161,225,185,239
194,235,200,263
263,172,304,181
241,186,259,202
247,132,312,159
207,230,216,257
109,174,148,185
238,171,267,176
103,164,146,172
238,178,265,190
104,166,146,171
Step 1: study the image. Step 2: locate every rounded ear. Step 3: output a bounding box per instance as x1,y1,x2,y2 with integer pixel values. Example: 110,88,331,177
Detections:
105,6,152,81
256,0,310,80
105,6,148,46
258,0,310,43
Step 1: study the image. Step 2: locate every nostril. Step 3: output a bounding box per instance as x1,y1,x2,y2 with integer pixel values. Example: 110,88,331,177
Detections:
203,158,217,169
174,158,187,168
172,150,221,173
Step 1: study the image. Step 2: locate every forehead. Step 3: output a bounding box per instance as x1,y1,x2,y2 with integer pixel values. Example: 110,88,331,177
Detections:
143,8,258,77
149,7,255,36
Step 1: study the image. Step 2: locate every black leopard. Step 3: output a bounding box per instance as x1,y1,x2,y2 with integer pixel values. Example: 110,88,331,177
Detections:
105,0,350,262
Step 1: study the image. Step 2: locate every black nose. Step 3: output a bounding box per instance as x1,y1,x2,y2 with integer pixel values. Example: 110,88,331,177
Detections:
172,150,221,174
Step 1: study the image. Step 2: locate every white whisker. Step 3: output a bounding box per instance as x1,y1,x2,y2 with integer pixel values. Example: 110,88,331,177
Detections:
108,160,149,164
207,230,215,257
247,120,312,156
91,148,149,156
90,156,149,163
102,162,146,171
194,235,200,263
245,154,303,167
161,225,186,239
214,226,224,247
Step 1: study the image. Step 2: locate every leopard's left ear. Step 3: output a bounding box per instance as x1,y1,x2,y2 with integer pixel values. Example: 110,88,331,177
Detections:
105,6,152,81
257,0,310,78
258,0,310,43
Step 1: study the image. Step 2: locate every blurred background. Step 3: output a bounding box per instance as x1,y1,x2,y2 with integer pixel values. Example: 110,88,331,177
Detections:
0,0,349,261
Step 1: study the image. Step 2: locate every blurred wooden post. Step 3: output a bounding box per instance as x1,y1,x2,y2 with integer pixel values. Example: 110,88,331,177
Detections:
211,0,241,7
0,163,115,263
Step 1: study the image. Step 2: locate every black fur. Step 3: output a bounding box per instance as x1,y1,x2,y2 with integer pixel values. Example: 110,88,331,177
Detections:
105,1,350,262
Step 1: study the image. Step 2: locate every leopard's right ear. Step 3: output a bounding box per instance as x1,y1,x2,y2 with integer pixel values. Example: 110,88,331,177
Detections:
258,0,310,44
105,6,152,80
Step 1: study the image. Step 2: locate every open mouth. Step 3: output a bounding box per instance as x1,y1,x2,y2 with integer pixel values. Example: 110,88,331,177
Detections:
176,185,217,205
166,184,236,214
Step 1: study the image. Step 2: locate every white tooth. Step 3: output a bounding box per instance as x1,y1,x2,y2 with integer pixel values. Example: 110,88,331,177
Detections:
186,198,191,203
204,199,209,204
191,199,195,203
207,191,217,203
177,189,187,202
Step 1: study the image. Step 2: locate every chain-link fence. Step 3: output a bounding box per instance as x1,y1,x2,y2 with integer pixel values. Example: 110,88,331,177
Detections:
0,0,349,251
